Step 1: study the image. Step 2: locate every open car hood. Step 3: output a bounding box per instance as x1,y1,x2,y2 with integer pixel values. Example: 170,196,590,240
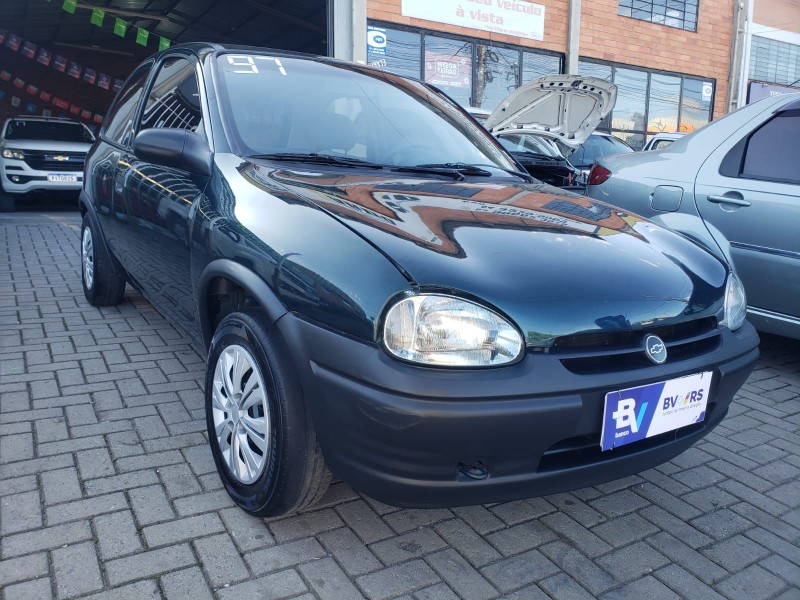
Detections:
486,75,617,151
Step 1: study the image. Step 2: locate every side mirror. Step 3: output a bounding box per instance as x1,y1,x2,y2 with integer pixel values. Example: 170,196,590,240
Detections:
133,128,212,177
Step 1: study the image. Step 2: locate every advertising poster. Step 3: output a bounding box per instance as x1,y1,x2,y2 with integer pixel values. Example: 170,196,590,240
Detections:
424,51,472,89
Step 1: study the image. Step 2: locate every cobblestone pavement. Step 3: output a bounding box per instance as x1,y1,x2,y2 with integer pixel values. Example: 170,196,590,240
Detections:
1,212,799,600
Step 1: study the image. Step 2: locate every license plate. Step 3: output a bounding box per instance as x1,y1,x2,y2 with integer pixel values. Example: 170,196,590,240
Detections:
47,174,78,182
600,371,712,451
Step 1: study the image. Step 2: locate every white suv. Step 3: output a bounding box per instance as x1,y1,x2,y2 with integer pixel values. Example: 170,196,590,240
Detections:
0,116,95,209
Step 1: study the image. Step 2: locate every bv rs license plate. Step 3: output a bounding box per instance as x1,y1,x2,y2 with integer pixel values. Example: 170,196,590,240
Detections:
600,371,712,451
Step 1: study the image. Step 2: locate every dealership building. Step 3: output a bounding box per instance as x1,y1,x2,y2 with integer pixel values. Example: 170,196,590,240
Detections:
0,0,796,148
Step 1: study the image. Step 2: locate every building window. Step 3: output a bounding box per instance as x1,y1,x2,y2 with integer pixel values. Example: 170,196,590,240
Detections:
618,0,698,32
749,36,800,87
367,21,563,112
579,59,712,149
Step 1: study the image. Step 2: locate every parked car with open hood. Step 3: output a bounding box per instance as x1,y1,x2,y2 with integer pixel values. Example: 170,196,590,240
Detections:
485,75,620,189
587,93,800,340
79,43,759,516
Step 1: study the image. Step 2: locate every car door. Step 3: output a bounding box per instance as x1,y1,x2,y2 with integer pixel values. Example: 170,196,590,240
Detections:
116,54,210,334
89,61,153,254
694,99,800,322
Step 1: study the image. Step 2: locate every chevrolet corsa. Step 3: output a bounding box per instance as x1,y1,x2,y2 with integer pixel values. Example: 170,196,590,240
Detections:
80,44,759,516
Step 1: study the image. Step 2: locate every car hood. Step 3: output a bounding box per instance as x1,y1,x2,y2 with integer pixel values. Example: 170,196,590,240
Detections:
486,75,616,153
0,140,92,152
241,164,727,346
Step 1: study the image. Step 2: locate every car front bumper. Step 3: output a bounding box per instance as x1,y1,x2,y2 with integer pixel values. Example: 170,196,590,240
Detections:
280,315,759,508
1,158,83,194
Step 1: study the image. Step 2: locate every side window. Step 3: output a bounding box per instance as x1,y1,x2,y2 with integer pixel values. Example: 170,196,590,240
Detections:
740,112,800,185
140,57,203,134
101,62,152,147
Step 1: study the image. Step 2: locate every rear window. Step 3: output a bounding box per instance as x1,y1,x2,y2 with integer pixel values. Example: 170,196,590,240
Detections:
4,120,94,143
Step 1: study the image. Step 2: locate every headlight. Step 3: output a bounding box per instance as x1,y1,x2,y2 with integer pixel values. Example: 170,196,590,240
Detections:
721,273,747,330
382,294,524,367
1,148,25,160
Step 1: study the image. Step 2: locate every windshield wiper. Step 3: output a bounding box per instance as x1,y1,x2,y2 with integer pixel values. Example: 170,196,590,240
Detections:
390,162,495,182
248,153,386,169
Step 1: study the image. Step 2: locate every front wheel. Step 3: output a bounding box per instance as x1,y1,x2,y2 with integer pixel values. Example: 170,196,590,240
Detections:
81,214,126,306
205,310,330,517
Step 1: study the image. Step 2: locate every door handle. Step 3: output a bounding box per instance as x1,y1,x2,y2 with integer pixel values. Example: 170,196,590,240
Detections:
707,195,751,207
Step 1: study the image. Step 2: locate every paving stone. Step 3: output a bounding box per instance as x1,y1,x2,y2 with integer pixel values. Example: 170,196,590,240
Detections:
690,507,754,540
357,559,440,600
382,508,454,534
481,548,559,592
544,493,606,528
75,447,115,479
2,521,92,557
46,491,127,525
451,505,505,534
336,500,395,544
173,490,234,516
160,567,214,600
591,513,659,547
269,507,344,542
0,553,49,586
715,563,789,600
701,533,771,572
596,541,670,582
194,533,250,587
539,540,615,596
245,537,326,576
84,471,160,496
0,453,73,479
40,467,82,505
93,510,144,560
81,581,161,599
486,519,558,556
217,569,307,600
589,489,650,518
539,573,595,600
52,541,103,599
104,543,197,586
370,528,448,565
159,462,203,499
219,507,276,552
0,475,37,498
600,575,680,600
639,505,713,549
647,532,727,585
426,548,498,600
434,519,502,568
413,583,461,600
652,565,726,600
1,490,42,535
319,527,382,577
760,555,800,588
3,577,54,600
540,512,612,558
128,484,176,526
489,498,555,525
299,556,366,600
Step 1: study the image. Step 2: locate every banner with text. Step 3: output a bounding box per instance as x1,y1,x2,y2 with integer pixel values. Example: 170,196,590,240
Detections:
401,0,545,41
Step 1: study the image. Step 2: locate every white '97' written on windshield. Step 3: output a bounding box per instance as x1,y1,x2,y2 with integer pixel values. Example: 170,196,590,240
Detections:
225,55,287,76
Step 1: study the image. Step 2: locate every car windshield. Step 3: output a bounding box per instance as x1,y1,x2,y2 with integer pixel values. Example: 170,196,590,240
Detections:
215,54,516,170
497,133,562,158
4,120,93,143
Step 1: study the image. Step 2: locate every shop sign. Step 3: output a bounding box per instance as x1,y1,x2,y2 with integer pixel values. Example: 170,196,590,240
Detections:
367,26,387,56
402,0,545,41
747,81,799,104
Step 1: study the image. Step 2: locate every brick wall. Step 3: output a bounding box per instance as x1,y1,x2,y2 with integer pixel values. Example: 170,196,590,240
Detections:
580,0,733,118
367,0,734,118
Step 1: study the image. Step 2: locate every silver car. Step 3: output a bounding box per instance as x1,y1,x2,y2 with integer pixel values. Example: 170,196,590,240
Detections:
587,93,800,339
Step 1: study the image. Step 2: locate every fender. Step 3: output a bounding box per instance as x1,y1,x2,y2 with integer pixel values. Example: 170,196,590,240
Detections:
78,190,126,279
197,259,288,349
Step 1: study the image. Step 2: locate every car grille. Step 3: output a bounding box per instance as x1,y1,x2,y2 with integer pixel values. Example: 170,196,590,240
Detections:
23,150,86,172
553,317,720,375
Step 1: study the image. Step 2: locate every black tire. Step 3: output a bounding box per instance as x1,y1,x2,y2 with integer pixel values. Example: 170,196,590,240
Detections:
81,214,126,306
205,309,330,517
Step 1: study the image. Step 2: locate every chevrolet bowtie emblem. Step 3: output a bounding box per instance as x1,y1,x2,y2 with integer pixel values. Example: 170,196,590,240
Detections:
53,155,69,161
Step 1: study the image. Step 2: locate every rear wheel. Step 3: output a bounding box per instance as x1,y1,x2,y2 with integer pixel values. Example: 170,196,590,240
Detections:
206,310,330,517
81,214,126,306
